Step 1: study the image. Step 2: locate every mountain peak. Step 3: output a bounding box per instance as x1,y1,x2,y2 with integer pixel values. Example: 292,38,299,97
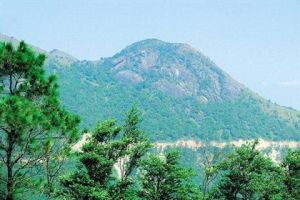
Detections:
0,33,78,66
48,49,78,66
0,33,19,45
49,49,77,60
110,39,244,101
133,38,166,44
0,33,47,54
118,38,198,56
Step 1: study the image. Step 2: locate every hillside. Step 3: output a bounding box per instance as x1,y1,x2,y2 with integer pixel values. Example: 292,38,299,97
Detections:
1,34,300,141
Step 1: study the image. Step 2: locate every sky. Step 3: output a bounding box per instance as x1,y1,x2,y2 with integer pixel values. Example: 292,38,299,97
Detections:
0,0,299,109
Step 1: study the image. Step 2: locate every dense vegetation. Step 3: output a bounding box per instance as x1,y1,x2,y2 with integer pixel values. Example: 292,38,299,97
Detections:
45,40,300,142
1,35,300,142
0,42,299,200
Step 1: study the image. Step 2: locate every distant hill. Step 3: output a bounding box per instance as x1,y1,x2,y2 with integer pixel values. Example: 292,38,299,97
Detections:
1,34,300,141
0,33,77,66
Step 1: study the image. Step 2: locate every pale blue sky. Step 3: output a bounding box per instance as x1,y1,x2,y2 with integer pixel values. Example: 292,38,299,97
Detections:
0,0,299,109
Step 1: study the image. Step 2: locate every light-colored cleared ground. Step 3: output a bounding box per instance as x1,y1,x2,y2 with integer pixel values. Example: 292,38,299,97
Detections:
73,134,300,173
154,139,300,151
154,139,300,163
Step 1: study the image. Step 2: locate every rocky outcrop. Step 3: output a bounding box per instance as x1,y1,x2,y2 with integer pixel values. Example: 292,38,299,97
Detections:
108,39,244,101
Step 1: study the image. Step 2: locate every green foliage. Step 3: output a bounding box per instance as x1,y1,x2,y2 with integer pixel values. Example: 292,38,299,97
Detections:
47,59,300,141
282,149,300,199
210,141,286,200
59,107,151,200
60,170,110,200
139,151,203,200
0,41,80,200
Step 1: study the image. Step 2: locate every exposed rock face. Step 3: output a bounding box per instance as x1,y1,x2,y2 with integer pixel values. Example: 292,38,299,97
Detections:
108,39,244,101
115,70,144,85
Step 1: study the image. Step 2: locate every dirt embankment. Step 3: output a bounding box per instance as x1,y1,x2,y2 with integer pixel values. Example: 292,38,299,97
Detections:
154,139,300,150
73,134,300,163
154,139,300,163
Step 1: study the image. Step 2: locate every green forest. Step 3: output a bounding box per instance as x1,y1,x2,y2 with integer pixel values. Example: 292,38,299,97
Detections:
45,38,300,142
0,42,299,200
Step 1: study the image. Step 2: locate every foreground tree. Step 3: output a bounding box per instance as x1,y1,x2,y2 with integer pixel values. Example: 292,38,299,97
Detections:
59,107,151,199
40,121,80,199
211,141,285,200
197,143,222,199
139,151,203,200
0,42,79,200
282,148,300,199
111,108,152,199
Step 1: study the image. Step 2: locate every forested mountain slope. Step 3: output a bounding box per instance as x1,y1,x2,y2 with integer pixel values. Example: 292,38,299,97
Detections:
1,34,299,141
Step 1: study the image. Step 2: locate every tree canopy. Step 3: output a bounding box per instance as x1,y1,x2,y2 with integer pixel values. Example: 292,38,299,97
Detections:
59,107,151,200
0,41,80,200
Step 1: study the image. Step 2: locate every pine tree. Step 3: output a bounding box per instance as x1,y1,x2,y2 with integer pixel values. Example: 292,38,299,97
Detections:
0,42,79,200
139,151,203,200
211,141,285,199
111,107,151,199
282,148,300,199
59,107,151,200
41,119,80,198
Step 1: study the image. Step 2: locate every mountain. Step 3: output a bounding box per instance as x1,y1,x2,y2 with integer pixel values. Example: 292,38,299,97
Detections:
1,34,300,142
0,33,77,66
110,39,244,101
0,33,46,54
48,49,78,66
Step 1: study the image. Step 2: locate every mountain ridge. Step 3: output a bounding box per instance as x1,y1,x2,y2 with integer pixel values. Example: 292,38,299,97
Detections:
1,34,300,141
108,38,245,101
0,33,77,66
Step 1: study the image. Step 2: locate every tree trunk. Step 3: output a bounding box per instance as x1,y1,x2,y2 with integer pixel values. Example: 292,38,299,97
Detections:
6,177,14,200
45,156,53,198
6,131,15,200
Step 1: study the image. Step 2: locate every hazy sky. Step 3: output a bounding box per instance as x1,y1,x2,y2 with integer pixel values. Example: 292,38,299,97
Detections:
1,0,299,109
